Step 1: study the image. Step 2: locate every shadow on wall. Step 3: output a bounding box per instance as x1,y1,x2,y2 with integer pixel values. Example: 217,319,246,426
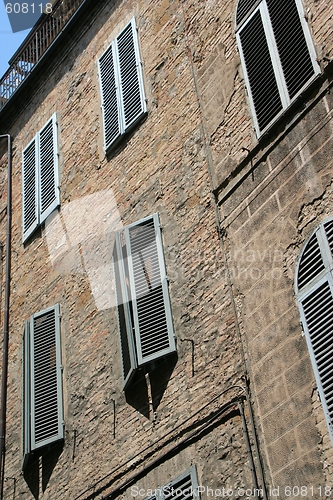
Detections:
23,441,63,499
125,353,178,418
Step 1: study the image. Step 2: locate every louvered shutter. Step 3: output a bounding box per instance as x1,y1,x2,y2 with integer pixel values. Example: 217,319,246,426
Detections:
236,0,261,27
22,138,38,242
266,0,315,99
30,304,63,450
22,320,31,469
114,233,137,389
153,466,200,500
164,467,199,500
297,232,325,291
237,8,283,133
39,114,60,223
125,214,176,365
98,43,121,151
299,277,333,437
116,18,146,131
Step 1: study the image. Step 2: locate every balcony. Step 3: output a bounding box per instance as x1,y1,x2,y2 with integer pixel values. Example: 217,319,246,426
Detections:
0,0,86,111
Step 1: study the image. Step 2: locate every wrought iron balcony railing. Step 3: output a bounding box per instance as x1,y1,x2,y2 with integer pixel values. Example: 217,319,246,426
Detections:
0,0,85,110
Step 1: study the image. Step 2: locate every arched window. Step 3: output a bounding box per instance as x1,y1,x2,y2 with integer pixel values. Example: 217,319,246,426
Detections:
235,0,320,137
295,218,333,442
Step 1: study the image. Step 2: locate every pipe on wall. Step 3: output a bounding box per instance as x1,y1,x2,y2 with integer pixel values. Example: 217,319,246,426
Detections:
0,134,12,500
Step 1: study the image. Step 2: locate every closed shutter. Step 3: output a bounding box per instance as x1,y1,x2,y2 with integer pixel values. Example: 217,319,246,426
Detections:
22,320,31,469
149,466,200,500
267,0,315,99
116,18,146,131
22,138,38,242
30,304,63,450
236,0,261,27
98,43,121,151
163,467,200,500
297,232,325,291
300,277,333,436
114,233,137,389
238,8,283,132
39,114,60,223
125,214,176,365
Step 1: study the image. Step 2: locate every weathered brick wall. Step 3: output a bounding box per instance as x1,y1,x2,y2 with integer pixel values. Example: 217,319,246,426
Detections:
217,58,333,499
0,0,257,498
1,0,333,498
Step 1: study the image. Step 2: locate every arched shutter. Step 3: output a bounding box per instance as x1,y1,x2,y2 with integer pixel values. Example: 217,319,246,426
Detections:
299,277,333,437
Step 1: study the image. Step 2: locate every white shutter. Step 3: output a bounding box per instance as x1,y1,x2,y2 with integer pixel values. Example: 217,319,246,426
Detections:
236,0,320,136
162,467,200,500
299,276,333,440
125,214,176,365
30,304,63,450
116,18,146,131
39,114,60,223
145,466,200,500
22,137,38,242
114,233,137,389
98,43,122,151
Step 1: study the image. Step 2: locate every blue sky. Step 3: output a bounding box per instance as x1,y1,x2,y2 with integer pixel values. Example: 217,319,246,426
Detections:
0,6,30,78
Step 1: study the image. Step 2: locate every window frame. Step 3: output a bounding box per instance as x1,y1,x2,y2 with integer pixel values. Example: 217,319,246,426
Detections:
22,113,60,243
236,0,320,137
98,17,147,154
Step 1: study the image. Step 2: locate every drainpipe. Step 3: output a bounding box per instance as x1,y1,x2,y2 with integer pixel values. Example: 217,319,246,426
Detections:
0,134,12,499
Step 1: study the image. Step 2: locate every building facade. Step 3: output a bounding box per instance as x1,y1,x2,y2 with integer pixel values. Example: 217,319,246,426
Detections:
0,0,332,498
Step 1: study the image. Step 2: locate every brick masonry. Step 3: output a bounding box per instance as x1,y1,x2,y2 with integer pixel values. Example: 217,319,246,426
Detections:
0,0,332,498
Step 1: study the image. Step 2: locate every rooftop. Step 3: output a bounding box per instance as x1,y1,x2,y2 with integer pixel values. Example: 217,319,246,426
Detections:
0,0,85,111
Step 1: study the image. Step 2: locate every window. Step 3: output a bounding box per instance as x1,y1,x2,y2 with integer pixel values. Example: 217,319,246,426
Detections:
113,213,176,389
22,113,60,243
145,466,200,500
23,304,64,468
98,18,147,154
235,0,320,137
295,218,333,443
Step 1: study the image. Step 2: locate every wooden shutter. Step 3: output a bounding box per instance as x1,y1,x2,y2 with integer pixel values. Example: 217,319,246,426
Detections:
116,18,146,131
22,137,38,242
266,0,315,100
30,304,63,450
39,114,60,223
238,8,283,133
125,214,176,366
114,233,137,389
98,43,121,152
22,321,31,469
299,277,333,439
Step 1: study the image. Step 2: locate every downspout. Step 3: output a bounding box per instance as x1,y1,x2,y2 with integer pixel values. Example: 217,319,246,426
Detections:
0,134,12,499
